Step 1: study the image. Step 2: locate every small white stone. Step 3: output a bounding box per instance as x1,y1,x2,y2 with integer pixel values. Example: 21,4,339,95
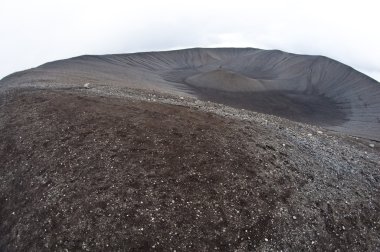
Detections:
264,238,268,242
317,130,323,134
292,216,297,220
84,83,90,89
369,143,375,148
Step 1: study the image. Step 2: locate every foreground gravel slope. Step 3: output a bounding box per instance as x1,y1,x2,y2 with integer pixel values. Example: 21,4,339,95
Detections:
0,87,379,251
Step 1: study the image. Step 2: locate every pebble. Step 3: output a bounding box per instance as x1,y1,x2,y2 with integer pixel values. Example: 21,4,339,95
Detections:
369,143,375,148
292,216,297,220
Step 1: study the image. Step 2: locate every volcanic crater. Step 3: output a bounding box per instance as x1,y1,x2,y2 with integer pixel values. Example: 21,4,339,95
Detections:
0,48,379,251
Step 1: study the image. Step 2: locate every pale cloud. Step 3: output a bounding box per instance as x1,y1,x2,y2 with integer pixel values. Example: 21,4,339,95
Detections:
0,0,379,81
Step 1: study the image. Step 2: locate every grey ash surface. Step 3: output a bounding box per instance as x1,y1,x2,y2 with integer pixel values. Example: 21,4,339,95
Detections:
1,47,380,140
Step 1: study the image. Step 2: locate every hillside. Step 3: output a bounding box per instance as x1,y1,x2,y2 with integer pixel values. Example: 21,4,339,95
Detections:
0,48,379,251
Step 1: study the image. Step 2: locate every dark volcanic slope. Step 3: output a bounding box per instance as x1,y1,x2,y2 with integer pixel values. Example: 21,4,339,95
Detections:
1,48,380,140
0,89,379,251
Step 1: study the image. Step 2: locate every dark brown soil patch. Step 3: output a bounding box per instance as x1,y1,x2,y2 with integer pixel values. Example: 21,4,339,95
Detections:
0,89,379,251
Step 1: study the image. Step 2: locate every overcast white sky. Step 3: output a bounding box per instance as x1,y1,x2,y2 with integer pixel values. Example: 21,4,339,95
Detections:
0,0,379,81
